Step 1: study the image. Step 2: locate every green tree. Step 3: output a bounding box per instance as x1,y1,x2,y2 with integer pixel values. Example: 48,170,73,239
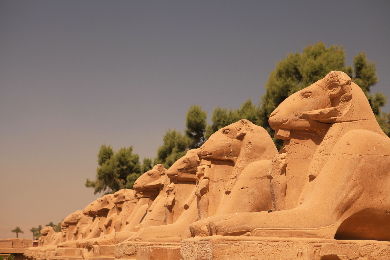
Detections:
115,147,141,183
97,144,114,166
125,157,153,189
141,158,152,174
125,173,141,189
86,145,141,194
349,51,378,93
185,105,207,149
53,221,62,232
45,222,55,228
30,225,42,240
11,227,24,238
259,42,386,138
30,227,39,240
239,99,261,124
155,129,191,169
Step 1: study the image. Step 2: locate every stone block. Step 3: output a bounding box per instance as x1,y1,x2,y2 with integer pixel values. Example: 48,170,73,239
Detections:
115,241,180,260
181,236,390,260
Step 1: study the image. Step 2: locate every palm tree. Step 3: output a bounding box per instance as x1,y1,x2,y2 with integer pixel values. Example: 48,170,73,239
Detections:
46,222,55,228
11,227,24,238
29,225,42,240
30,227,38,240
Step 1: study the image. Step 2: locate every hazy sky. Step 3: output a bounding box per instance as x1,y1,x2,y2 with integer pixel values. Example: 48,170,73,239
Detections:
1,0,389,239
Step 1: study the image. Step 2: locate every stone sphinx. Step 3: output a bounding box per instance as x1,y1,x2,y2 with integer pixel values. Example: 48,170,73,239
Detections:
133,165,170,231
110,164,168,242
86,194,116,239
129,149,200,241
37,227,56,247
190,71,390,241
113,189,137,232
59,210,91,244
196,119,277,218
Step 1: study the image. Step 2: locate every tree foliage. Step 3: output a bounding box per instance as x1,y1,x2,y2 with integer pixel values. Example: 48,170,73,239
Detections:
11,227,24,238
185,105,207,149
349,52,378,93
30,226,42,240
155,129,191,169
85,145,143,194
141,158,153,173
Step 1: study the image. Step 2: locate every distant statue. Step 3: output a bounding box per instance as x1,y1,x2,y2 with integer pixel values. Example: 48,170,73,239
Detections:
38,227,56,247
190,71,390,241
24,226,60,258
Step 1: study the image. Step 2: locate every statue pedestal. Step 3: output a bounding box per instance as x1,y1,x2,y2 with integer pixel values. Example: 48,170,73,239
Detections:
115,241,181,260
181,236,390,260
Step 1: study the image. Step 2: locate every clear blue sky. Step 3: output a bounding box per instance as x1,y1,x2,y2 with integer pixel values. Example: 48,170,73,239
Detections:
1,0,389,239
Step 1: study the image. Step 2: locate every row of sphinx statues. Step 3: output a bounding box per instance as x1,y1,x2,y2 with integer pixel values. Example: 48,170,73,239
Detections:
26,71,390,258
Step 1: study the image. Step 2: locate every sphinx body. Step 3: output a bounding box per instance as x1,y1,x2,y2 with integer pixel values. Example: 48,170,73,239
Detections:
113,189,137,232
130,149,200,241
196,119,277,217
190,71,390,241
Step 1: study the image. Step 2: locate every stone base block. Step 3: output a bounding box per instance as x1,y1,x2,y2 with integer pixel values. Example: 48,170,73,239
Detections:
81,245,115,259
181,236,390,260
115,241,181,260
54,248,83,258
